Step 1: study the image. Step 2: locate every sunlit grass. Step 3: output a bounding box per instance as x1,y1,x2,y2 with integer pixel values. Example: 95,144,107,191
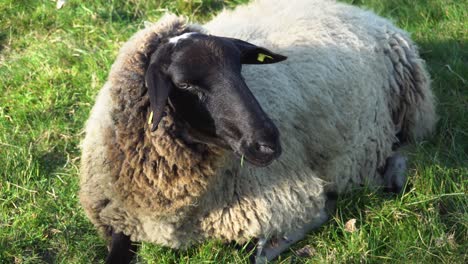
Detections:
0,0,466,263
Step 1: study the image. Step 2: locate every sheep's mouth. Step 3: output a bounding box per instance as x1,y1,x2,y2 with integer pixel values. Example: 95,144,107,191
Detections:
233,143,282,167
218,131,282,167
237,152,279,167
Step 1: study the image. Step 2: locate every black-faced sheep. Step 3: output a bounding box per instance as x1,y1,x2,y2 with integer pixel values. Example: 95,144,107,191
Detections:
79,0,436,263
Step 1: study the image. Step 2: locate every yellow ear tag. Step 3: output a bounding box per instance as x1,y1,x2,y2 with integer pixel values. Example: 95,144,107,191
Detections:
257,53,273,62
148,111,154,125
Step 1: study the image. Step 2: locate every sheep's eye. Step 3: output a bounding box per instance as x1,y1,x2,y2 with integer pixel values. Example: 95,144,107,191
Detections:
177,83,191,89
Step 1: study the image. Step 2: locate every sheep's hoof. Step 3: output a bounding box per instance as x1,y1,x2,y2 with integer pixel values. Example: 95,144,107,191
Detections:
383,153,407,193
252,208,329,263
106,231,138,264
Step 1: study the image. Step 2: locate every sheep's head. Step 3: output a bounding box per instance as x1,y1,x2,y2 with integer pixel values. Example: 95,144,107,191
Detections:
145,32,286,167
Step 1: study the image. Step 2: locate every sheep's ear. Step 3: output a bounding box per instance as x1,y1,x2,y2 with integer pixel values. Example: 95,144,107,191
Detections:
145,62,172,132
224,37,287,64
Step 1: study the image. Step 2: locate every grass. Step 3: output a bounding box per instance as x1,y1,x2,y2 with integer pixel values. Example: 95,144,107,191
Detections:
0,0,466,263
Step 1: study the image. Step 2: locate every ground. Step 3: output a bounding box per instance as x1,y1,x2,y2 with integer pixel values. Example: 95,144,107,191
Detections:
0,0,466,263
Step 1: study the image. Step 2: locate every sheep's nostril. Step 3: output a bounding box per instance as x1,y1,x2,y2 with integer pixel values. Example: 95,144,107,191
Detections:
255,143,276,155
240,140,282,166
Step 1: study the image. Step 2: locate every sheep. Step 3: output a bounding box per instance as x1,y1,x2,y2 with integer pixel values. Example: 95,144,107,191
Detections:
79,0,436,263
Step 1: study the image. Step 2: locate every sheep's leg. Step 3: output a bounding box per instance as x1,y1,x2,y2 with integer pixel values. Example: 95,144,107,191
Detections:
253,207,330,263
106,231,138,264
383,153,407,193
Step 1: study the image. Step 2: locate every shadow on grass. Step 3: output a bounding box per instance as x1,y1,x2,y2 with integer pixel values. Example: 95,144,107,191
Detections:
37,149,69,176
0,32,7,53
416,38,467,167
94,0,248,24
417,38,467,87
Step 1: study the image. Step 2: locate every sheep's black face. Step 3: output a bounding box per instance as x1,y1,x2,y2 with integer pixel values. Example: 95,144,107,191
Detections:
145,32,287,167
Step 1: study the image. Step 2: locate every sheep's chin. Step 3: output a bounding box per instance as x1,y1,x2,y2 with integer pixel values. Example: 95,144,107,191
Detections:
233,151,278,167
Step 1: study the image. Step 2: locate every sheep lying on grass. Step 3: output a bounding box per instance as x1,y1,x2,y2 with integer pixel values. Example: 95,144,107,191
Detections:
79,0,436,262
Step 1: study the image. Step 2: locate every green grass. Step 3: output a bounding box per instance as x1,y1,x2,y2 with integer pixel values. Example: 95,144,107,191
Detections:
0,0,466,263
